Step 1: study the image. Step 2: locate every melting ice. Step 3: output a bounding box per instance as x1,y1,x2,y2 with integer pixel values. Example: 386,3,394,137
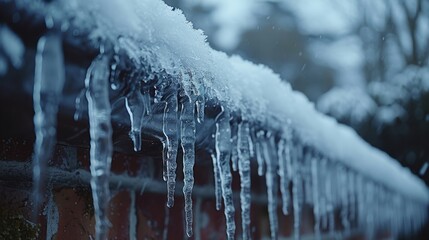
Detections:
32,32,65,214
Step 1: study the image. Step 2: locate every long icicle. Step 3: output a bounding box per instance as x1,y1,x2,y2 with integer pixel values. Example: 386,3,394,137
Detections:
86,53,113,240
325,162,335,238
125,82,145,152
311,156,321,240
195,85,205,123
163,82,179,208
211,152,222,210
180,92,196,237
277,138,290,215
319,159,328,231
263,132,279,240
230,121,239,171
339,166,350,234
142,86,152,116
215,107,236,239
292,143,303,240
155,79,169,182
32,32,65,215
256,131,266,176
238,121,252,240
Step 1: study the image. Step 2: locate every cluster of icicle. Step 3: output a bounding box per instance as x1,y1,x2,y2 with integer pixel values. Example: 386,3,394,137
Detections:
31,33,427,240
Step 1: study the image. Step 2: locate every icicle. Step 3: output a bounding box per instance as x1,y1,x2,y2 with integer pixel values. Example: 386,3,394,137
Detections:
285,142,293,181
211,153,222,210
348,171,356,226
292,143,303,240
333,167,341,208
311,156,321,240
129,191,137,240
109,54,121,90
365,181,375,240
194,79,205,123
339,166,350,233
319,159,328,231
247,127,255,158
263,132,278,240
142,86,152,115
155,79,169,182
215,107,236,240
238,121,252,240
230,121,239,172
180,92,196,237
154,79,167,103
256,131,266,176
325,163,335,238
391,194,400,237
32,32,65,215
125,83,145,152
86,53,113,240
161,139,168,182
74,89,86,121
277,138,290,215
195,89,205,123
162,82,179,208
303,152,313,206
356,174,365,229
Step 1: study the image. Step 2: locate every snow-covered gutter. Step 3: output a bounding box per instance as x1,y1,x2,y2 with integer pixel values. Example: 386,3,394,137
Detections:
1,0,428,239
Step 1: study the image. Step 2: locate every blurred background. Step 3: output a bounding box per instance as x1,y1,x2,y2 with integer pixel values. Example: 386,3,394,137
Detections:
164,0,429,238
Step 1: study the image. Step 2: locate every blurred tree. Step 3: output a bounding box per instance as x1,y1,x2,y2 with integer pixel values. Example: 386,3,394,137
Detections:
325,0,429,181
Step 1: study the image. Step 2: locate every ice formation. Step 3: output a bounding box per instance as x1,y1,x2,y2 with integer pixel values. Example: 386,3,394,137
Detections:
160,80,179,208
32,32,65,214
263,132,280,239
85,53,113,240
180,92,197,237
215,107,236,239
237,121,252,239
18,0,429,239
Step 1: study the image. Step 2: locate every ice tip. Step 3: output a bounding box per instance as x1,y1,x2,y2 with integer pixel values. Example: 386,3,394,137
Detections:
282,206,288,215
167,197,174,208
129,130,142,152
186,228,193,237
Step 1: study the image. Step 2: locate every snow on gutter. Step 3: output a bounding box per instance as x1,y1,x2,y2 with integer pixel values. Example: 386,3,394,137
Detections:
56,0,428,203
5,0,429,239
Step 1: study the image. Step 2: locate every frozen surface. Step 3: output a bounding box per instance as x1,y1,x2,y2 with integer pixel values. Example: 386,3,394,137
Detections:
215,108,235,239
180,93,196,237
32,33,65,214
85,54,113,240
237,121,252,239
18,0,429,238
